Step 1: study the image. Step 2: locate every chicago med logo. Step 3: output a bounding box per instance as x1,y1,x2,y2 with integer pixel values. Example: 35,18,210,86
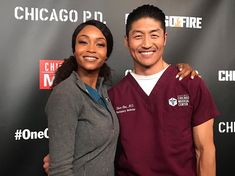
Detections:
39,60,64,89
168,98,177,106
168,94,189,107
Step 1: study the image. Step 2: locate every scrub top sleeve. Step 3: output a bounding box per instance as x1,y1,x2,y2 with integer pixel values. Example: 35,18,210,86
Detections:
191,78,219,127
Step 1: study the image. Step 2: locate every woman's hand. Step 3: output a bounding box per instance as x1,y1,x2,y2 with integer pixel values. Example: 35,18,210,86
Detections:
43,154,50,175
176,63,200,80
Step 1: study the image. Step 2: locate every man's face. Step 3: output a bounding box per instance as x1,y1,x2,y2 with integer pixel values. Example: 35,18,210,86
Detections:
126,17,167,74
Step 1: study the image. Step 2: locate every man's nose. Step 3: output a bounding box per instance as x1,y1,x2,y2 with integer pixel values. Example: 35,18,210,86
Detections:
142,36,152,48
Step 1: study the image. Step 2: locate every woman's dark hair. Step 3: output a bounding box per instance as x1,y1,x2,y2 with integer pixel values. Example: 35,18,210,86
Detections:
52,20,113,87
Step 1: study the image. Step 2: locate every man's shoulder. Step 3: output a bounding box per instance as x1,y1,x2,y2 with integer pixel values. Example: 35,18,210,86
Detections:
109,74,131,92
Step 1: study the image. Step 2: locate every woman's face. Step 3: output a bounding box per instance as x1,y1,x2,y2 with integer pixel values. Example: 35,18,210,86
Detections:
74,25,107,75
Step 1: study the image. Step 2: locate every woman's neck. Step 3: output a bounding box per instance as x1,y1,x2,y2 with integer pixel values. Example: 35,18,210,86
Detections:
77,70,99,89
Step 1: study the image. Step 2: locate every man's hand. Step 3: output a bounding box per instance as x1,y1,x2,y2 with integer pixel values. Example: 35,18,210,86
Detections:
43,154,50,175
176,63,200,80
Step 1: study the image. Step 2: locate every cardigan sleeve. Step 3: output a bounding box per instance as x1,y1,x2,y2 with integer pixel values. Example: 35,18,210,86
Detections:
46,88,79,176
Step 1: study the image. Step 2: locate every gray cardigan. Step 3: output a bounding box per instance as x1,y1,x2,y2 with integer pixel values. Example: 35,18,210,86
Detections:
46,71,119,176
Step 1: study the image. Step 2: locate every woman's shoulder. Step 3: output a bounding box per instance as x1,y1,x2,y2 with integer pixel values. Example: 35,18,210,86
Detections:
49,73,80,102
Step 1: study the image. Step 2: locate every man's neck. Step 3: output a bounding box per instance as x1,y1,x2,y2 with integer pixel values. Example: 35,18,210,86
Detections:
134,61,169,76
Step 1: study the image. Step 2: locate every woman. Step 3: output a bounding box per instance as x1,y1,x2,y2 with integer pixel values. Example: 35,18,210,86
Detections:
46,20,119,176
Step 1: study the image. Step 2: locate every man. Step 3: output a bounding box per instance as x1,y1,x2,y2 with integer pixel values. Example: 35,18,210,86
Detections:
108,4,218,176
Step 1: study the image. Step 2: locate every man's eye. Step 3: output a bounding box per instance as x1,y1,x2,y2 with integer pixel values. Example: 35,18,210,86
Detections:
134,35,142,39
152,34,159,38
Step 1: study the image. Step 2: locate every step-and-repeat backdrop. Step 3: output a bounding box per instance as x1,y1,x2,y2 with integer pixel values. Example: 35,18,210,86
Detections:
0,0,234,175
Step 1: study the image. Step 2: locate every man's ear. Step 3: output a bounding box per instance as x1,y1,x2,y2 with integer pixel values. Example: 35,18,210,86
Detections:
124,36,129,48
164,32,167,46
